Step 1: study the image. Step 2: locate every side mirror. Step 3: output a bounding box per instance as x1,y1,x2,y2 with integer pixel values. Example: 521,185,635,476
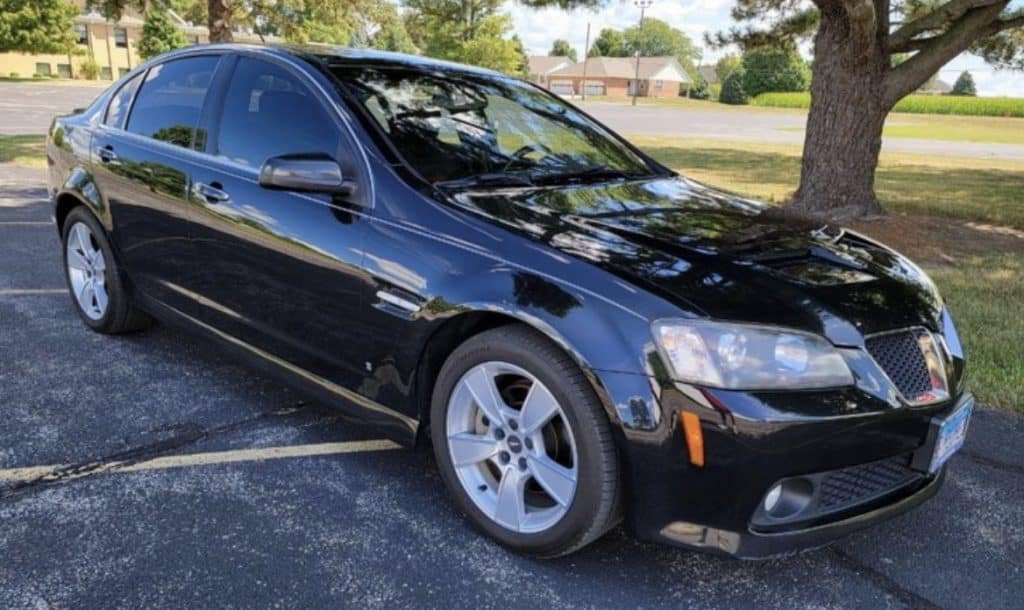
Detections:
259,155,356,197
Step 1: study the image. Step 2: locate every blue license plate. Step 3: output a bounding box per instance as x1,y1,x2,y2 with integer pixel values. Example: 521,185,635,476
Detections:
929,399,973,473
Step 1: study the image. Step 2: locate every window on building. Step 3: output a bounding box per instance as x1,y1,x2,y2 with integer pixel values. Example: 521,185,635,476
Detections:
655,79,664,90
57,64,72,79
127,56,220,149
114,28,128,48
35,63,52,77
216,58,339,167
75,24,88,45
101,67,113,80
119,68,131,78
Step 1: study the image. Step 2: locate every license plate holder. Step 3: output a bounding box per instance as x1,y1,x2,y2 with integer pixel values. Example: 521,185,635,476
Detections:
912,398,973,474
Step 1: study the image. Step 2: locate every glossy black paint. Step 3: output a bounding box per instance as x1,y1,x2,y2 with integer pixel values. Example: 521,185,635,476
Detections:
46,44,968,557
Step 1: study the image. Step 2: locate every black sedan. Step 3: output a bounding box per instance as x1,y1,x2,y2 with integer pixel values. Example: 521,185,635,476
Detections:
46,44,972,558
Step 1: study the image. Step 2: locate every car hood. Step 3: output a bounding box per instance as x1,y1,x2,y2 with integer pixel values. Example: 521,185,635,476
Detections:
448,176,944,345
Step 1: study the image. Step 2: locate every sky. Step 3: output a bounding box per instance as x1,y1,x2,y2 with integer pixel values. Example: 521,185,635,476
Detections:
504,0,1024,97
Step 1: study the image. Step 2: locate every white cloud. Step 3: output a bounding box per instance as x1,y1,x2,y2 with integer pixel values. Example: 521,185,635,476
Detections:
504,0,1024,96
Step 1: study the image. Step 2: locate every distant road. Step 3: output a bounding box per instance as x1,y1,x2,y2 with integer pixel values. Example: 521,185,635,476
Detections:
1,82,1021,162
580,100,1024,162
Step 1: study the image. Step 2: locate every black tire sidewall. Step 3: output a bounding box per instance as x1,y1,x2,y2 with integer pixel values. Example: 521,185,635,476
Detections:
431,327,615,556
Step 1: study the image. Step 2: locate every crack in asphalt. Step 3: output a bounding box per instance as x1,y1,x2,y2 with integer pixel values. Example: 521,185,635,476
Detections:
0,401,310,500
830,547,944,610
960,450,1024,476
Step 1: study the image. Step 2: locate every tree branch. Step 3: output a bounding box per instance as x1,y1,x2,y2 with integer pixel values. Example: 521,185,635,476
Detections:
884,1,1008,104
886,0,1004,52
980,13,1024,35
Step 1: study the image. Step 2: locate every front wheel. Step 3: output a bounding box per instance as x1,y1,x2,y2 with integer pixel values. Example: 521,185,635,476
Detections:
431,325,620,557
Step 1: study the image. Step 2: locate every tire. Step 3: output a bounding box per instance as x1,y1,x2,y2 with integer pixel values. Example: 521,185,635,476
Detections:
61,207,151,334
431,324,620,557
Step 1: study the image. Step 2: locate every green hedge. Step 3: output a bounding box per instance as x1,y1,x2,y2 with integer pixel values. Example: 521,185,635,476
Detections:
753,92,1024,118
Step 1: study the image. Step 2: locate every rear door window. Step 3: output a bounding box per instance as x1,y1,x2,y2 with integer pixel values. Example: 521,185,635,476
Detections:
126,56,220,149
104,73,143,129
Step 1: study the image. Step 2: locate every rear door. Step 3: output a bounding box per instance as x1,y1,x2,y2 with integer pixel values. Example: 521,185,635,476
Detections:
90,55,224,310
187,54,373,392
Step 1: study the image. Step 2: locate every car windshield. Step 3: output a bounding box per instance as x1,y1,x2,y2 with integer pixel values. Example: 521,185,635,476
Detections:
330,65,657,186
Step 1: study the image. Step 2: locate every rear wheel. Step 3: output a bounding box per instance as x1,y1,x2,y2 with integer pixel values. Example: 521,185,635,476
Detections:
431,325,620,557
62,207,151,334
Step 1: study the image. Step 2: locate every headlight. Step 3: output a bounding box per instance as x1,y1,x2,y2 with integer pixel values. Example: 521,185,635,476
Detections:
652,320,854,390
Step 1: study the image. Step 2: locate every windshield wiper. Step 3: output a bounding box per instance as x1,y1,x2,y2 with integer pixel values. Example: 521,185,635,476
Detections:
531,165,648,185
434,173,535,189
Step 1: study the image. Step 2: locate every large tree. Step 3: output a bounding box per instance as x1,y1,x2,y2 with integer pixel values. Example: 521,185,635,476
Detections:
622,17,701,74
525,0,1024,220
139,7,188,59
0,0,79,54
403,1,528,74
550,38,578,61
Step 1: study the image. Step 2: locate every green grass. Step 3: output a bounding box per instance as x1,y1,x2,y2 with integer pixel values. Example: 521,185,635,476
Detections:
755,91,1024,118
632,136,1024,229
0,134,46,168
929,254,1024,411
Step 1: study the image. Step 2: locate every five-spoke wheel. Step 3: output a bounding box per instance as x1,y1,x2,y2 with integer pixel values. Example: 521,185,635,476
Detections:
61,207,151,334
432,325,620,557
446,361,578,533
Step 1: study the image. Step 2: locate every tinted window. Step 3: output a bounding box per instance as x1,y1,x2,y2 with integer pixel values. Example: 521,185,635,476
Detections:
217,58,339,168
105,73,142,128
127,56,219,149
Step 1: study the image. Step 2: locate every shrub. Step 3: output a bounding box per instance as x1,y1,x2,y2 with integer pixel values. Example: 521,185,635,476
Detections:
8,72,18,78
139,8,188,60
33,72,45,79
741,45,810,98
79,59,100,80
709,82,722,101
720,71,748,105
686,75,710,100
951,71,977,97
753,91,1024,117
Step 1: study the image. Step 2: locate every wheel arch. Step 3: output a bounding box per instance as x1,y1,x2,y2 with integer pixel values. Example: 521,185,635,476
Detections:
411,305,637,450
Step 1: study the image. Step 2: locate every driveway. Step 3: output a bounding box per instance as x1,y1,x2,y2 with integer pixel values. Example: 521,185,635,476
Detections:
1,162,1023,608
0,82,103,135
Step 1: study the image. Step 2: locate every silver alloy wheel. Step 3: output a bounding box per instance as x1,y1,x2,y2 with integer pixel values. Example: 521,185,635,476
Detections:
446,361,579,534
65,221,109,321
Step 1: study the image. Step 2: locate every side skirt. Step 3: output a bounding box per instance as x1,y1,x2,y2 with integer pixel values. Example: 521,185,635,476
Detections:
135,293,419,447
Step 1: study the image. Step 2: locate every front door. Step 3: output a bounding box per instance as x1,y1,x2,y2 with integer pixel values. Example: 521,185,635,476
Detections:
187,55,372,392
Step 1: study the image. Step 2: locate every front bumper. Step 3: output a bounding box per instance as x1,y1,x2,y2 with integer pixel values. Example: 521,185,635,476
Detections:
657,467,944,558
593,368,968,558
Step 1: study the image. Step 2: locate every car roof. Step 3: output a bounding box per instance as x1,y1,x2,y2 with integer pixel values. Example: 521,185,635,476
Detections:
165,43,507,79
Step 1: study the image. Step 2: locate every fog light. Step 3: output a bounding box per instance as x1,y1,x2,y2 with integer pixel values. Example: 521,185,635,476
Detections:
762,478,814,519
764,484,782,512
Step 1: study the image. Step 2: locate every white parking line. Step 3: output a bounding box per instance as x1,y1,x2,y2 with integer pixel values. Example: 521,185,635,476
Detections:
0,288,66,296
0,439,401,483
0,221,51,226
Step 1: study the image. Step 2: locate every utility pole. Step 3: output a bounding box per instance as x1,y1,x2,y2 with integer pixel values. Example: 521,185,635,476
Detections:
581,22,591,101
632,0,652,107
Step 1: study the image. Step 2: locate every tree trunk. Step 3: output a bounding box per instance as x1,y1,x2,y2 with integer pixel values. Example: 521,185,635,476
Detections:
208,0,234,43
789,10,889,221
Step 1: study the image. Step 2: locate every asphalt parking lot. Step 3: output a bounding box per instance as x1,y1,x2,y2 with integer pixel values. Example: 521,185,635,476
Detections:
1,155,1023,607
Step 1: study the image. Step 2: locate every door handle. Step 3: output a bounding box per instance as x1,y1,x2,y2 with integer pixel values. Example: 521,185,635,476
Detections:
95,145,118,164
192,181,230,204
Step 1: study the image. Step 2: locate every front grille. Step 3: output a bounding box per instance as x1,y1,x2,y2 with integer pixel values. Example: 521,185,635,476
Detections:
818,455,919,510
865,330,933,401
